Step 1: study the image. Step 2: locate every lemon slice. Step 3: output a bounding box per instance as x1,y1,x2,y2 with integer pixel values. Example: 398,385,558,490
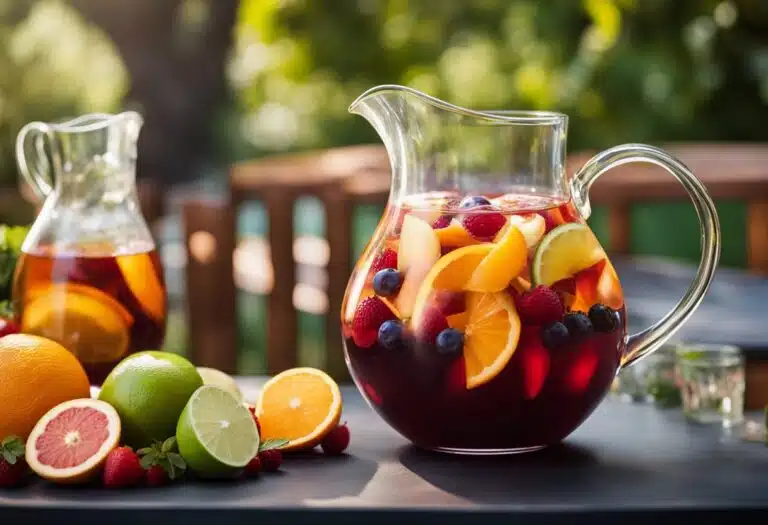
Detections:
531,223,606,286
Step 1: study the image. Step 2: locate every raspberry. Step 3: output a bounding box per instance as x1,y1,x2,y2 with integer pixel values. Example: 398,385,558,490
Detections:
416,307,449,345
370,248,398,274
103,447,144,488
321,423,350,455
244,455,262,476
352,297,397,348
516,286,564,325
0,437,26,488
431,215,452,229
258,449,283,472
461,211,506,240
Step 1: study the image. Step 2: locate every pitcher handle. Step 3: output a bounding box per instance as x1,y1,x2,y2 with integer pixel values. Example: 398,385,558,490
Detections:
570,143,721,370
16,121,55,200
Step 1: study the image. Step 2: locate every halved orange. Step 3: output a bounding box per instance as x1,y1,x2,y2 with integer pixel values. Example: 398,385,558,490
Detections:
25,398,121,484
463,291,521,389
256,367,342,451
465,224,527,293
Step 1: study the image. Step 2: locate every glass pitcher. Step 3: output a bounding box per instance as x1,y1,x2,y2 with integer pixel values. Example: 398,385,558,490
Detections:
12,112,167,385
341,85,720,454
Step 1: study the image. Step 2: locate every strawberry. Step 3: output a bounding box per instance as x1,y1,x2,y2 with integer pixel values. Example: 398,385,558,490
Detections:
0,318,20,338
0,436,26,488
516,286,564,325
461,211,506,240
431,215,452,229
370,248,398,274
415,307,449,345
258,449,283,472
244,455,262,476
137,437,186,485
246,405,262,436
103,447,144,488
321,423,350,456
352,297,397,348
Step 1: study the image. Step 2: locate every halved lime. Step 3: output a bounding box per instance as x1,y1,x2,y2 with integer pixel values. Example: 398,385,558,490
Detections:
196,367,243,402
176,385,259,477
531,223,606,286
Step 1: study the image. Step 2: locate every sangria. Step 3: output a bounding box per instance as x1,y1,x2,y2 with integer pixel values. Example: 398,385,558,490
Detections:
12,242,167,385
342,193,626,452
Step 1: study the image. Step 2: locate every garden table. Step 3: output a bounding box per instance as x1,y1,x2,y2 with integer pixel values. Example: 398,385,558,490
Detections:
2,377,768,525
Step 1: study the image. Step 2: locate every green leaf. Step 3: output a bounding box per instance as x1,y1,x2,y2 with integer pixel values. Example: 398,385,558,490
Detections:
1,436,24,463
2,450,17,465
161,437,177,454
168,453,186,470
140,454,156,470
136,447,153,457
259,438,289,452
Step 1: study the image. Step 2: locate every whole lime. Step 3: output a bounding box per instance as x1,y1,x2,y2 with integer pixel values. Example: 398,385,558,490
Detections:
98,351,202,448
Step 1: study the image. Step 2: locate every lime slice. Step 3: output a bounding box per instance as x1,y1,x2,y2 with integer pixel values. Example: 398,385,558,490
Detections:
196,367,243,402
531,223,606,286
176,385,259,477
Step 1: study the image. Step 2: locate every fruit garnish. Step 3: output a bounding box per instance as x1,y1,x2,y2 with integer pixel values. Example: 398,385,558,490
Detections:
137,437,186,482
518,328,550,400
258,449,283,472
321,423,350,456
446,311,470,331
436,328,464,356
465,224,527,293
378,319,405,349
570,259,624,312
416,306,449,345
504,213,546,250
25,398,121,484
461,210,507,240
103,446,144,488
563,312,593,341
256,367,342,452
589,304,619,333
99,351,203,448
352,296,398,348
0,318,19,338
373,268,403,297
566,347,599,392
541,321,569,350
21,284,132,364
244,454,262,476
515,285,564,325
370,248,398,275
177,385,260,477
596,259,624,309
197,367,244,402
116,252,166,323
531,223,606,287
434,290,466,316
459,196,492,209
436,219,481,248
0,436,26,488
145,464,169,487
539,208,566,232
431,215,453,229
395,214,441,317
245,403,263,435
0,334,91,441
462,291,521,389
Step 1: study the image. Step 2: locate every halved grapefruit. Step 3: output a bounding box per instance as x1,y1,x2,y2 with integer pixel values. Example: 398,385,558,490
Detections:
25,399,121,484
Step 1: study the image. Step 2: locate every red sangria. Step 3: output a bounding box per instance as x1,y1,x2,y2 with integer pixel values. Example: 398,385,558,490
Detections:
342,193,626,453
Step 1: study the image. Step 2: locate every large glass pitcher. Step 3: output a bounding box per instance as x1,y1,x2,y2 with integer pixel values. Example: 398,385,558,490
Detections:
12,112,167,385
341,85,720,454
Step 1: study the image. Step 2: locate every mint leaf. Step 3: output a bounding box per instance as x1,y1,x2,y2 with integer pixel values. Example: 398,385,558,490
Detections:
139,454,155,470
136,447,153,456
168,453,186,470
259,438,289,452
161,437,176,454
1,435,24,464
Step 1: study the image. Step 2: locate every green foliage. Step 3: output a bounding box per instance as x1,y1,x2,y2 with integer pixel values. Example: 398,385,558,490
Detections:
0,225,29,304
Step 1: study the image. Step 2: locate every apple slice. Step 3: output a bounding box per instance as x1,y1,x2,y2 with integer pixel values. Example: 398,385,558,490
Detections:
395,214,441,318
503,213,546,252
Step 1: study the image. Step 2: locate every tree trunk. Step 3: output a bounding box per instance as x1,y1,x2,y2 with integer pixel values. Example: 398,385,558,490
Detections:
69,0,239,184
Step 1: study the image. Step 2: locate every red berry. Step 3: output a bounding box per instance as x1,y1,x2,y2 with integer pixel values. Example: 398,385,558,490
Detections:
0,318,19,338
516,286,564,325
352,297,397,348
0,436,25,487
518,328,550,400
244,455,262,476
416,307,449,345
371,248,398,274
321,424,350,456
145,465,168,487
258,449,283,472
431,215,452,229
247,405,262,436
103,447,144,488
461,211,506,240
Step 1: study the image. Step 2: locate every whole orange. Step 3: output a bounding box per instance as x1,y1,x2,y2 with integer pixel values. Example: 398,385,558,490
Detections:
0,334,91,441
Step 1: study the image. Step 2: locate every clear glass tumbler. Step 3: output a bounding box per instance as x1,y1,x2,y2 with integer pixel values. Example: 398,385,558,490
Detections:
676,344,745,427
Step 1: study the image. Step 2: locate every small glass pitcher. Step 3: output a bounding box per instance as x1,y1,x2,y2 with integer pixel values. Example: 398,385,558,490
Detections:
13,112,167,385
341,85,720,454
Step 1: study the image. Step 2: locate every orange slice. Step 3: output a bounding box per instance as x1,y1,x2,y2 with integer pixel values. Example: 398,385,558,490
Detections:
255,367,342,451
597,259,624,309
463,292,521,389
436,219,480,248
395,215,441,318
25,398,121,484
410,244,494,326
117,252,166,323
465,224,527,293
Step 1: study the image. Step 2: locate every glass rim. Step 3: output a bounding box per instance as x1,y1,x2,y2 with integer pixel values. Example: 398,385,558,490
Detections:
675,343,743,366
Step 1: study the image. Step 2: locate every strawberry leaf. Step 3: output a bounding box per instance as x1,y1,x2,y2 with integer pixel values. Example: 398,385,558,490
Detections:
1,435,24,464
139,455,155,470
136,447,153,456
168,453,186,470
259,438,289,452
161,437,176,454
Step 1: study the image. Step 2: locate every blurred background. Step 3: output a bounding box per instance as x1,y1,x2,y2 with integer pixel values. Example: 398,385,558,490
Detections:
1,0,767,373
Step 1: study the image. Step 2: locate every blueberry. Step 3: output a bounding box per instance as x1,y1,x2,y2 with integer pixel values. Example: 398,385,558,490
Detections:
378,320,404,350
541,321,569,350
563,312,593,341
589,304,618,333
459,196,492,209
436,328,464,356
373,269,403,297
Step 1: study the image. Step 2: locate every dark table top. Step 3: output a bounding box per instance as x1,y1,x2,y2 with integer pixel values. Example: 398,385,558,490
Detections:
3,378,768,525
615,257,768,355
